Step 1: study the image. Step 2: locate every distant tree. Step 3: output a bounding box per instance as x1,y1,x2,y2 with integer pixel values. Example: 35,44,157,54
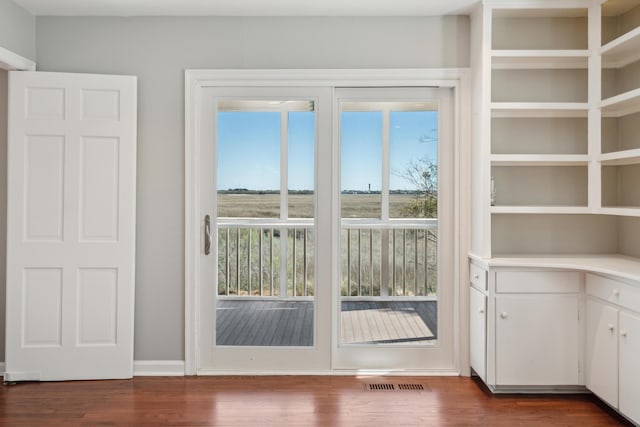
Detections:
393,133,438,267
396,157,437,218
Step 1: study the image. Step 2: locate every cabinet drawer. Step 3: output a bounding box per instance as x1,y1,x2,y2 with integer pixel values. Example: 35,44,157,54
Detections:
496,271,580,293
470,263,487,291
586,274,640,312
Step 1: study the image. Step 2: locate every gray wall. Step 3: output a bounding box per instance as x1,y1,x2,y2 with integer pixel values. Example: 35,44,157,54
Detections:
34,16,470,360
0,0,36,61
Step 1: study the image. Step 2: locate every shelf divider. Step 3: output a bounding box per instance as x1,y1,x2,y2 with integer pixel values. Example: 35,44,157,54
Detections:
492,50,589,69
601,88,640,118
601,26,640,68
600,149,640,166
491,102,589,118
491,154,589,166
491,206,591,214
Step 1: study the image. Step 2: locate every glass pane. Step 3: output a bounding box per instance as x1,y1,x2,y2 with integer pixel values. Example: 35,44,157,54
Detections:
217,111,280,218
341,111,382,219
390,110,438,218
339,100,438,347
288,111,315,218
215,99,315,348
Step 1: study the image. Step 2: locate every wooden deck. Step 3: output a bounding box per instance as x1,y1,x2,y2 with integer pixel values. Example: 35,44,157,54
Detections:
216,299,437,346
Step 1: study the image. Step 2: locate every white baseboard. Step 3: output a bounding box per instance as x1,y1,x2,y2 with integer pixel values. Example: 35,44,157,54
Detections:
133,360,185,376
0,361,185,378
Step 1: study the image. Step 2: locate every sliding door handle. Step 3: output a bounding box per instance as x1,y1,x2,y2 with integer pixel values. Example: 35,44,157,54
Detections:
204,214,211,255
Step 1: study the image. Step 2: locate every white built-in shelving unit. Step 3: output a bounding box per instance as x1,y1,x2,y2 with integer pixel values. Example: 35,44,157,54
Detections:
601,0,640,215
469,2,640,411
471,0,640,257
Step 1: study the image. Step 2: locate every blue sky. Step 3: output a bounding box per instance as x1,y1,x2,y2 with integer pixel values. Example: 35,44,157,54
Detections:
217,110,438,191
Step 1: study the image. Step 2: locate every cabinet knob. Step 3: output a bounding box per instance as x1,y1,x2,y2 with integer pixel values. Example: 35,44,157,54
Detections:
500,312,508,319
473,274,480,280
479,308,485,314
613,289,620,297
608,324,615,332
621,330,628,337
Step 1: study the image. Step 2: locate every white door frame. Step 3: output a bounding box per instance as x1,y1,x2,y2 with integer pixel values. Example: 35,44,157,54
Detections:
0,45,36,71
1,46,33,378
184,69,471,375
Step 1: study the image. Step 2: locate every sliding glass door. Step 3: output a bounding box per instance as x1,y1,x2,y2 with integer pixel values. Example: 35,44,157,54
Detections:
195,84,455,373
197,87,332,372
333,88,454,370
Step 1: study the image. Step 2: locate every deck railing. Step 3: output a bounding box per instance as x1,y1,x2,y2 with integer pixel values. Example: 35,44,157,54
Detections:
216,219,437,298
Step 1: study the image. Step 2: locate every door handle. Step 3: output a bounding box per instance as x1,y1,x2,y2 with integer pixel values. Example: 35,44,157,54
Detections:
204,214,211,255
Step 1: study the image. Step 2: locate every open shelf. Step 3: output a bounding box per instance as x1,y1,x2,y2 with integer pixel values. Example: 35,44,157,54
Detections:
492,9,588,50
600,148,640,165
491,102,588,118
491,214,618,255
491,154,589,166
493,69,587,103
491,206,591,214
602,26,640,67
602,163,640,208
492,50,589,69
602,111,640,153
599,207,640,217
492,117,588,155
601,87,640,117
492,165,588,208
602,0,640,46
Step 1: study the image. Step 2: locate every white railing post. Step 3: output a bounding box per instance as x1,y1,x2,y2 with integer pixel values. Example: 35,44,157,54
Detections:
215,219,436,299
380,229,390,297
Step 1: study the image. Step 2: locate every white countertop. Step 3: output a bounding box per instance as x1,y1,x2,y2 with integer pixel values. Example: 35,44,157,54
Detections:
468,253,640,283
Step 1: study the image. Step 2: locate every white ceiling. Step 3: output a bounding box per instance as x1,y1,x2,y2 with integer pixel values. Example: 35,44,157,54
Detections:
11,0,479,17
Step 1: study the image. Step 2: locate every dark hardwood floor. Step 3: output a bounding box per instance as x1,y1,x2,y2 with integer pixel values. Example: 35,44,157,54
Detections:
0,376,631,426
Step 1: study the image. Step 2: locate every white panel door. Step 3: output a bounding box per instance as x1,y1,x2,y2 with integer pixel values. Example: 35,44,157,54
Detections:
5,71,137,381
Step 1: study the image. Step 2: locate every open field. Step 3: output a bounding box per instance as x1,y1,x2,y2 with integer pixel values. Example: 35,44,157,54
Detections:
217,193,431,218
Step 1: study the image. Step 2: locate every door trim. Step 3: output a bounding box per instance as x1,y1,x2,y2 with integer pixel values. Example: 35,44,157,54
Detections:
184,69,471,375
0,45,35,71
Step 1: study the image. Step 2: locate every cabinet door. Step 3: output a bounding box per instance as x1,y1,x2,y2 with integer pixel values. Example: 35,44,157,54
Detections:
619,312,640,425
585,299,619,407
495,295,579,385
470,287,487,380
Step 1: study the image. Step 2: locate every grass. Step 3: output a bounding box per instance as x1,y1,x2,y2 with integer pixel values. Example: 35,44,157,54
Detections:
216,192,438,298
218,193,424,218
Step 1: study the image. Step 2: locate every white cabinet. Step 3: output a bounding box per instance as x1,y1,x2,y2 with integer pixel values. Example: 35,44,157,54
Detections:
469,265,582,390
470,286,487,381
585,298,619,406
585,273,640,425
619,312,640,424
495,294,580,386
